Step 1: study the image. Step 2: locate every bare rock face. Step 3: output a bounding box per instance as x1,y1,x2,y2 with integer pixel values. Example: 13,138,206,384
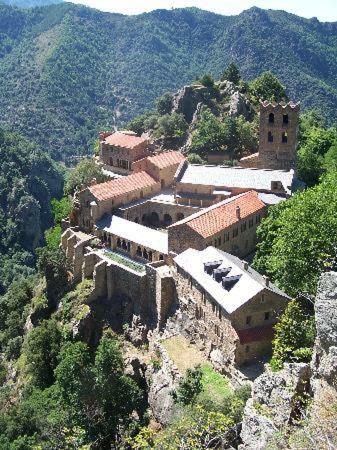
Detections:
172,85,209,123
145,344,180,426
240,363,311,450
311,271,337,393
227,91,253,120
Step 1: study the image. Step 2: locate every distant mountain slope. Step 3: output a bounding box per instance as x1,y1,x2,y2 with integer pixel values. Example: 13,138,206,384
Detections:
1,0,61,6
0,4,336,159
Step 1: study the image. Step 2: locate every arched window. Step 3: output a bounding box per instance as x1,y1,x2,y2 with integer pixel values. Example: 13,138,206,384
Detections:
163,213,172,226
269,113,275,123
122,240,127,250
283,114,289,124
282,132,288,143
268,131,274,143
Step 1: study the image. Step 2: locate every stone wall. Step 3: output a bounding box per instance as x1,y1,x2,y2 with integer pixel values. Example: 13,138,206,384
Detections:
169,265,239,367
100,140,151,174
76,180,161,232
168,208,267,259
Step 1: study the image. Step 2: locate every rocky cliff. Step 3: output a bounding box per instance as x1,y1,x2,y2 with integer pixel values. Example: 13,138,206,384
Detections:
240,271,337,449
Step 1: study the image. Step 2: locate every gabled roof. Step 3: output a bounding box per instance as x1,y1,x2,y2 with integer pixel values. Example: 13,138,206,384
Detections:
145,150,186,169
89,171,157,201
176,163,295,195
96,215,168,254
169,191,266,239
173,246,290,314
104,131,148,150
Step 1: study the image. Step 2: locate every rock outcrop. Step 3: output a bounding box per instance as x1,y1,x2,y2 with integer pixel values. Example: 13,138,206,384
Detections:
312,271,337,392
145,343,180,426
240,363,310,449
172,85,209,123
240,271,337,449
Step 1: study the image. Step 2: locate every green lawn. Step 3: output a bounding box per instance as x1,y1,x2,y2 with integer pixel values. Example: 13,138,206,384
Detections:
103,250,145,273
198,364,232,405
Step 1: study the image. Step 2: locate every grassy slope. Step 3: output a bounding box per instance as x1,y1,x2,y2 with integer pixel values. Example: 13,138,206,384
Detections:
0,5,336,159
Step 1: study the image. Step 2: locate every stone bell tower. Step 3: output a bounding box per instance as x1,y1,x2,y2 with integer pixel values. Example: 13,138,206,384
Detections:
258,100,300,172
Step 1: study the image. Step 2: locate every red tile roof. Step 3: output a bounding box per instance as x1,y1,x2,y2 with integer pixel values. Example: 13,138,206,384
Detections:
147,151,186,169
172,191,266,239
89,171,157,201
237,325,275,344
104,132,148,150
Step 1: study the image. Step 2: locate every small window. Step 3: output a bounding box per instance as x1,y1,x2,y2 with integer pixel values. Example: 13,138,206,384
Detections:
218,237,222,246
246,316,252,325
268,131,274,143
241,222,247,233
233,228,238,238
264,311,270,321
269,113,275,123
283,114,289,124
249,218,254,228
261,294,265,303
219,309,222,320
255,215,261,224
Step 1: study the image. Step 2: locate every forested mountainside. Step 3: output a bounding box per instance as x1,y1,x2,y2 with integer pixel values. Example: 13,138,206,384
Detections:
0,4,336,159
0,0,61,7
0,128,64,294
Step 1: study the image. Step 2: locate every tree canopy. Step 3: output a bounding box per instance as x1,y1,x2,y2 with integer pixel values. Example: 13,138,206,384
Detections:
253,171,337,297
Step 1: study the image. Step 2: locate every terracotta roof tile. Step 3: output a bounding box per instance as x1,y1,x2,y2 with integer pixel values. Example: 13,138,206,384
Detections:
104,132,147,150
237,325,275,344
147,151,185,169
89,171,157,201
172,191,266,239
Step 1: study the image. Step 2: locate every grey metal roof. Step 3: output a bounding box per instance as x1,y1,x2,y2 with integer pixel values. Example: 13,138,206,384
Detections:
177,164,296,195
174,247,290,314
96,215,168,254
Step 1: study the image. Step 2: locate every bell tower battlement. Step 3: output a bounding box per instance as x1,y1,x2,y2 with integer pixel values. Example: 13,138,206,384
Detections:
258,100,300,172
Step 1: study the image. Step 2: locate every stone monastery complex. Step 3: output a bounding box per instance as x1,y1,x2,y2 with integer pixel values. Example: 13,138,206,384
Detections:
62,100,302,368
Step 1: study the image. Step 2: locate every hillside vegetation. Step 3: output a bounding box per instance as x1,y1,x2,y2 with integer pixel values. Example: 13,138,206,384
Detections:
0,4,336,159
0,128,64,293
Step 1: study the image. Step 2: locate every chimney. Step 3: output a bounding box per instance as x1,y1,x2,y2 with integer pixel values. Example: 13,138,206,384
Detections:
243,261,249,271
263,275,270,287
90,178,97,186
236,205,241,220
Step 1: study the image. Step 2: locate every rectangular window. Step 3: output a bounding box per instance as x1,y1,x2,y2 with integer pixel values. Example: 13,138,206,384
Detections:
233,228,238,238
264,311,270,321
246,316,252,325
241,222,247,232
249,218,253,228
256,215,261,224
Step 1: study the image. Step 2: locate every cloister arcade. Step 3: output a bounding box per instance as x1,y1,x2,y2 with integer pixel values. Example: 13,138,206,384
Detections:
101,231,165,263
